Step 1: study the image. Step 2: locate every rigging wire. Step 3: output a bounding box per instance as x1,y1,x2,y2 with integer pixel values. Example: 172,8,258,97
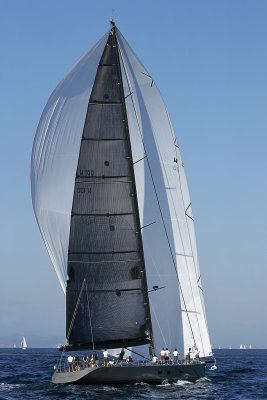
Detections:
58,279,86,369
125,347,150,361
84,280,95,351
116,33,197,349
149,300,167,348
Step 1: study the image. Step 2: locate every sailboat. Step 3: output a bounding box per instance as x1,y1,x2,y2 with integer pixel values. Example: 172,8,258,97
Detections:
240,344,243,349
21,337,27,350
31,20,213,385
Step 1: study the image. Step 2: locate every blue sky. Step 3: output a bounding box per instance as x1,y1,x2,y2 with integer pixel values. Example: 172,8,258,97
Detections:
0,0,266,348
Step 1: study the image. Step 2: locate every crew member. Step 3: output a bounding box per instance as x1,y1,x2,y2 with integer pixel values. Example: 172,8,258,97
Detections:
83,353,88,369
92,351,99,366
117,348,125,364
152,355,158,364
185,348,191,364
74,353,80,370
67,354,74,372
172,348,179,364
160,348,165,364
126,355,133,363
165,348,170,364
103,349,109,366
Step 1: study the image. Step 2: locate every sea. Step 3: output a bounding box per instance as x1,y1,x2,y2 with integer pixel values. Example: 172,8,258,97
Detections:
0,349,266,399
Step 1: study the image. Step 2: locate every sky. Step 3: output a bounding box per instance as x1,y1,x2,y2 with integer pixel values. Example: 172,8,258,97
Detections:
0,0,266,348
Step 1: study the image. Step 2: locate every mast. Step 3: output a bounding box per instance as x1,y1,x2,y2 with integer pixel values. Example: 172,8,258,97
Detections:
65,21,155,351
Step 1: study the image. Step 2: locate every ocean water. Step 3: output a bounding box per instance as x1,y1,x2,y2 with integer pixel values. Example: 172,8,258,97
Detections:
0,349,266,399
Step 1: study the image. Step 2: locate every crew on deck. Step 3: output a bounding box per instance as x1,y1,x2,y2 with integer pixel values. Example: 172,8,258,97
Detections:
172,348,179,364
116,348,125,364
102,349,109,366
64,345,202,371
67,354,74,371
160,348,165,364
165,348,170,364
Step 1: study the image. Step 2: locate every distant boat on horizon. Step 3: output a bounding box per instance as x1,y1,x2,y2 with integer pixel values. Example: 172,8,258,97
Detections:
240,344,243,349
229,345,232,349
249,344,252,349
13,344,16,348
21,336,27,350
218,345,222,349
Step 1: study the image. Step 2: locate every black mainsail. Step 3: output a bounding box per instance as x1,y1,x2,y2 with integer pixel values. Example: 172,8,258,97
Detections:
66,26,153,350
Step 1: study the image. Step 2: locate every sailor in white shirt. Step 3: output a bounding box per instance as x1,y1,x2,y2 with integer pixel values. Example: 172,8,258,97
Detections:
67,354,74,372
160,348,165,364
172,348,179,364
165,348,170,364
152,355,158,364
102,349,109,366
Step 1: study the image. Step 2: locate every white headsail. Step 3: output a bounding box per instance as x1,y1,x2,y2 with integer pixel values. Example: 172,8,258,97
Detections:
116,29,212,358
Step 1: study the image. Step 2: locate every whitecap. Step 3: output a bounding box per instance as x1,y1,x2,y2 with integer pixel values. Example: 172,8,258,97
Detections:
157,379,171,387
196,376,211,382
174,379,193,386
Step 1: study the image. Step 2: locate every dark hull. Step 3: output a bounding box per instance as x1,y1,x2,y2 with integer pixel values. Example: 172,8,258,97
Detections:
52,363,206,385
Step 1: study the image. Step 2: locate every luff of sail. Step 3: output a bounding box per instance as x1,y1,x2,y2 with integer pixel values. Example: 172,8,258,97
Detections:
31,22,212,359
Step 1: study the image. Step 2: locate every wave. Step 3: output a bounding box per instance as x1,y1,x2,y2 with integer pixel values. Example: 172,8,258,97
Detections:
196,377,211,382
173,380,193,386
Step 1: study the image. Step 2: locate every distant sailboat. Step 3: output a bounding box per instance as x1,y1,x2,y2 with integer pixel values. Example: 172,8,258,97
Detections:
240,344,243,349
13,344,16,348
243,345,246,349
229,345,232,349
21,336,27,350
218,345,222,350
249,344,252,349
